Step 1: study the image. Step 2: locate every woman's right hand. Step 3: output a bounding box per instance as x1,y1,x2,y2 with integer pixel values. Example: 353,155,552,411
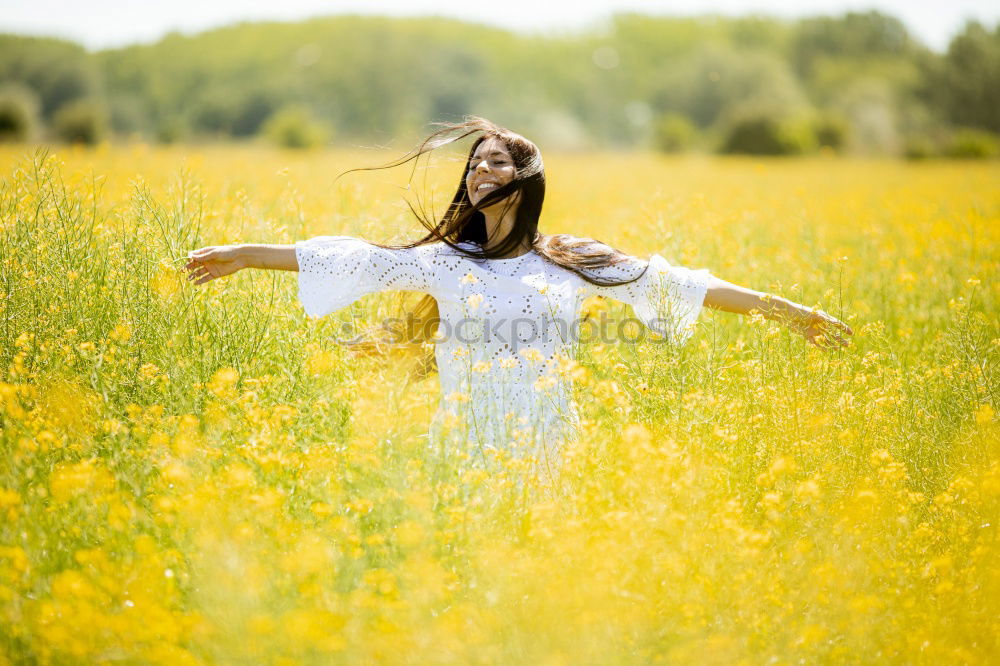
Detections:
184,245,245,285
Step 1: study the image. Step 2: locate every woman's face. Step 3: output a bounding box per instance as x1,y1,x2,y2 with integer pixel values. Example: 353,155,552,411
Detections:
465,137,517,209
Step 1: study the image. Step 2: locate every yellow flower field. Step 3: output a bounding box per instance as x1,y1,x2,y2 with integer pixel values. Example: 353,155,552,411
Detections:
0,143,997,664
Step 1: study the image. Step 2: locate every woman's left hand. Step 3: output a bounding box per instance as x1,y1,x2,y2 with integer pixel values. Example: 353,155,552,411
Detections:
788,308,853,350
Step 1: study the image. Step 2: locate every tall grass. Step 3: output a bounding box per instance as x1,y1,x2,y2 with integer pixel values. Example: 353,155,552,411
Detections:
0,145,997,664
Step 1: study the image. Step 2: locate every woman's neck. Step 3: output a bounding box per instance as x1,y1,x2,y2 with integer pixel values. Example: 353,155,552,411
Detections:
482,208,531,258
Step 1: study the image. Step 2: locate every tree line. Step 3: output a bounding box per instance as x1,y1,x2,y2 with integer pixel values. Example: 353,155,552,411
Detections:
0,11,998,157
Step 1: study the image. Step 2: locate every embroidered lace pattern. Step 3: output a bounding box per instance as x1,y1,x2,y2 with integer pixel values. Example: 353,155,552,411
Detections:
295,234,713,467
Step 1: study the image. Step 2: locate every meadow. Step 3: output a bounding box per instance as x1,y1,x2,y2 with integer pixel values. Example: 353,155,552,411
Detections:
0,143,997,664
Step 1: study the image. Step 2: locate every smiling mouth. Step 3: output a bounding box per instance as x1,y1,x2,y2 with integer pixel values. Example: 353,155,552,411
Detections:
475,182,499,192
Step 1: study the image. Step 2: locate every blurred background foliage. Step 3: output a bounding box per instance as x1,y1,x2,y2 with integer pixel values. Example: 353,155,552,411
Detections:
0,11,998,156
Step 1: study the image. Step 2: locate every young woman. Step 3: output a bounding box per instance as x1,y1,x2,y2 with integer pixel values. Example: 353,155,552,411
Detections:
184,117,852,471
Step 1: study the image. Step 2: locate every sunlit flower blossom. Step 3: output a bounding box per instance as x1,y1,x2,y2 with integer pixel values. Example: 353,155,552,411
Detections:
519,347,543,363
533,374,556,392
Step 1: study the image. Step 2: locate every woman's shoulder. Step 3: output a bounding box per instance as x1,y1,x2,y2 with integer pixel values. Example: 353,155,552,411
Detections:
543,233,628,257
544,232,598,246
543,234,649,282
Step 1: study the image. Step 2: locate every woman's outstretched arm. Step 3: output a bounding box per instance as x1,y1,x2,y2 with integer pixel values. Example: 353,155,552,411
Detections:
184,244,298,285
703,276,853,350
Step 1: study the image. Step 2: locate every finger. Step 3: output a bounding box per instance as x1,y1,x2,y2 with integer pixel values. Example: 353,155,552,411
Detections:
821,321,853,341
188,247,216,260
826,317,853,336
820,314,844,328
813,333,836,350
826,329,849,349
185,255,214,269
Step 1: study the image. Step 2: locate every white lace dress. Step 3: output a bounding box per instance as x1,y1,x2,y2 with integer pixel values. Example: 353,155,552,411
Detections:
295,235,713,468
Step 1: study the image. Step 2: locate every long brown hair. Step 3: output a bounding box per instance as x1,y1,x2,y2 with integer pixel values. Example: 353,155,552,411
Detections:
341,116,648,374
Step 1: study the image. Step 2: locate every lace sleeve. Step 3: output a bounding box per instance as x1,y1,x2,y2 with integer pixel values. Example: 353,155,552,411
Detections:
294,235,436,318
584,250,712,346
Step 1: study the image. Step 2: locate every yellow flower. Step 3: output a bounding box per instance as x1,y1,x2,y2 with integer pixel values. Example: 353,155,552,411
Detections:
465,293,484,310
0,488,20,508
208,367,239,398
621,423,651,448
460,272,479,285
519,347,544,363
869,448,893,467
281,609,347,650
768,455,795,477
109,323,132,343
498,356,519,369
14,332,34,349
533,374,557,392
394,520,425,547
472,360,492,373
794,478,822,501
306,350,338,376
150,260,181,299
346,497,374,514
445,392,470,403
50,459,115,502
311,502,333,517
139,362,160,379
0,488,21,521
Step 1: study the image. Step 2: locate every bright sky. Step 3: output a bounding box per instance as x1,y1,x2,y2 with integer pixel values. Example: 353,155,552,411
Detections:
1,0,996,52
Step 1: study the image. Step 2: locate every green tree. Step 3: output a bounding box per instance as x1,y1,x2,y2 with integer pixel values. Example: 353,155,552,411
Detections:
0,12,981,152
792,11,917,80
946,128,999,158
0,35,99,119
0,84,41,141
262,105,330,149
934,21,1000,132
720,112,817,155
653,113,696,153
651,46,809,131
52,99,107,144
813,114,848,150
